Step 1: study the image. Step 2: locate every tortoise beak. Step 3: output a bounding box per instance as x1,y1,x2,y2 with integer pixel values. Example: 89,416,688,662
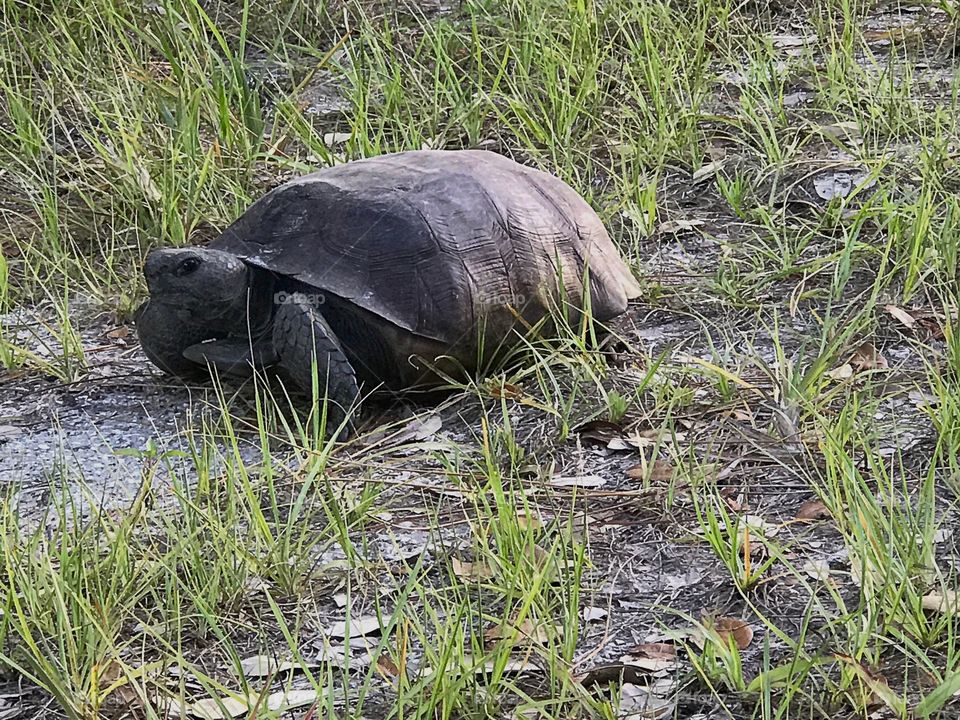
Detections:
143,250,167,290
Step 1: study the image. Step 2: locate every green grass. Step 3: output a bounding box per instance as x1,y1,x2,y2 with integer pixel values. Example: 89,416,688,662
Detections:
2,0,960,717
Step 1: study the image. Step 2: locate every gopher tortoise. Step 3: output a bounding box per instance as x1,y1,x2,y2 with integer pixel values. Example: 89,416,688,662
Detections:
137,149,640,418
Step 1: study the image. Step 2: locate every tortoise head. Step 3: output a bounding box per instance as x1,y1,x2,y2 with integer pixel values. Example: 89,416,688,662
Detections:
144,247,250,312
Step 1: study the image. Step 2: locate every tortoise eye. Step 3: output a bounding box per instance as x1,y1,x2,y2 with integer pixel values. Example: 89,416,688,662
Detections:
175,257,201,277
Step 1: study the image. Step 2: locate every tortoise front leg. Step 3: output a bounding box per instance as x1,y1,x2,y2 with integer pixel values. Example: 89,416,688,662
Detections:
182,337,279,377
272,297,360,435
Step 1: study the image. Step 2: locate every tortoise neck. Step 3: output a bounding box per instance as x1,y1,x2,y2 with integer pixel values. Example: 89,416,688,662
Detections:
225,269,274,339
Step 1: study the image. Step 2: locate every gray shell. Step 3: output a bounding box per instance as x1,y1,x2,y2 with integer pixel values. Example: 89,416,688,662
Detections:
210,149,640,360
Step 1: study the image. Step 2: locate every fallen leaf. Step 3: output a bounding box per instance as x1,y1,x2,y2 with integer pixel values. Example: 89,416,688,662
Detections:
803,559,832,582
884,304,917,330
489,382,523,399
826,363,854,380
451,557,493,582
575,663,670,687
484,617,561,648
921,590,958,614
376,654,402,678
621,643,679,673
709,617,754,650
471,655,538,675
580,606,608,623
425,654,539,676
515,509,543,531
619,683,676,719
190,694,250,719
549,474,607,488
832,654,905,716
796,498,832,521
625,459,674,482
236,655,307,678
327,615,383,639
657,218,706,235
816,120,862,142
692,160,724,184
323,132,353,146
849,342,888,372
770,33,808,48
576,419,626,445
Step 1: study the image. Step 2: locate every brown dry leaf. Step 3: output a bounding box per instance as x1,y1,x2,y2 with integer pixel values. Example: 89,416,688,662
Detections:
621,643,679,673
484,617,561,648
575,419,625,445
832,654,905,716
625,459,674,483
796,498,832,521
710,617,754,650
95,660,123,688
884,304,917,330
451,556,494,582
575,663,671,687
515,509,543,531
828,342,888,380
921,590,959,614
376,654,402,678
490,382,523,400
849,342,888,372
